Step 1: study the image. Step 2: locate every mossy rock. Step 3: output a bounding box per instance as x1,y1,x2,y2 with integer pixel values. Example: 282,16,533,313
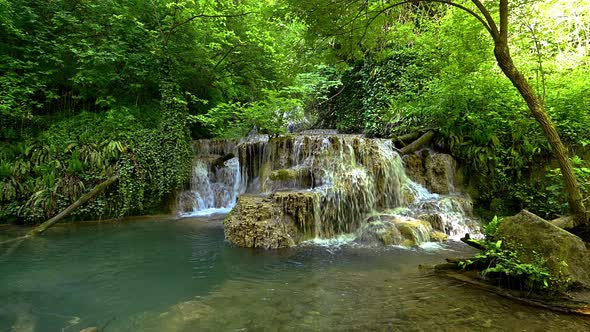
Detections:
355,219,403,246
497,210,590,290
269,169,298,181
273,191,320,240
224,195,297,249
379,226,403,246
266,168,313,191
429,231,449,242
394,218,432,246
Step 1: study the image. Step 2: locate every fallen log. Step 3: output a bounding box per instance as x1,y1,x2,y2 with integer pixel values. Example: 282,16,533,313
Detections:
400,130,435,155
460,233,486,250
393,132,421,147
27,175,119,237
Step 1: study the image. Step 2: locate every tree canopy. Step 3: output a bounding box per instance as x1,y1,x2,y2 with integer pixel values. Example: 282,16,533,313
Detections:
0,0,588,223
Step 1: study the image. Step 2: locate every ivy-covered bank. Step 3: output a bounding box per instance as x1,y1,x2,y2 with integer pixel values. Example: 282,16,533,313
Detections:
0,86,191,223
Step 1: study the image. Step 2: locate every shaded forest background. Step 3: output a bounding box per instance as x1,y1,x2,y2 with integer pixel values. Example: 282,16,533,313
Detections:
1,0,588,224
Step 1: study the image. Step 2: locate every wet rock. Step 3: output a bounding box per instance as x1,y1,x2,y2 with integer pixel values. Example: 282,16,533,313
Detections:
425,152,456,195
429,231,449,242
497,210,590,289
211,153,236,169
177,191,198,213
403,152,428,187
380,225,404,245
273,191,320,239
395,218,432,246
356,220,403,246
419,214,444,232
403,150,459,195
224,191,322,249
415,196,473,217
224,195,297,249
356,216,433,246
264,168,313,192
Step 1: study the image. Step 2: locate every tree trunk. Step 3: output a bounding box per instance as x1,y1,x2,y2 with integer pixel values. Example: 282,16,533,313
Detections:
493,42,588,225
400,130,435,155
27,175,120,237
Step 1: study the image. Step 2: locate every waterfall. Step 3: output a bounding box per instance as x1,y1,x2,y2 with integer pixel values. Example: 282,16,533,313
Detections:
177,140,242,216
181,134,481,248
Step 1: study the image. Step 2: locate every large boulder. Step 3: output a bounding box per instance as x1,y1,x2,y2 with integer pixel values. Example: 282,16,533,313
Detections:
224,191,321,249
224,195,297,249
497,210,590,289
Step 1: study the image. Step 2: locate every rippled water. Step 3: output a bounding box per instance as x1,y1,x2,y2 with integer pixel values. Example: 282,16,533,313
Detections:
1,217,589,331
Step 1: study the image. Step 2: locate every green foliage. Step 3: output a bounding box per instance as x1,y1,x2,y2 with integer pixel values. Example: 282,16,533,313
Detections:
194,89,303,138
460,238,566,292
0,0,314,223
0,104,191,223
514,157,590,218
484,215,502,238
194,65,341,138
310,1,590,219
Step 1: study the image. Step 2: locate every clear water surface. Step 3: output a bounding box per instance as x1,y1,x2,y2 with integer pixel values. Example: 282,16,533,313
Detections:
1,217,589,331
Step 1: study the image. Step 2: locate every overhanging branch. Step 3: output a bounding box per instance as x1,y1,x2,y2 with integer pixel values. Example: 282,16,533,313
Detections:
361,0,495,43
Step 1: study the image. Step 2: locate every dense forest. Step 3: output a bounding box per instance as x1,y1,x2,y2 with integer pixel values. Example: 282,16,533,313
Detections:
1,0,589,225
4,2,590,328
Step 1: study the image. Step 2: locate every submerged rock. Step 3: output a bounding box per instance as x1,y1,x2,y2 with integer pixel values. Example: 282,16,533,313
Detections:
79,328,98,332
497,210,590,289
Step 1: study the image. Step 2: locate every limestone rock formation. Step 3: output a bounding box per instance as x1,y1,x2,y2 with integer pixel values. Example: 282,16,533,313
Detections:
497,210,590,289
223,195,298,249
403,149,459,195
184,134,480,249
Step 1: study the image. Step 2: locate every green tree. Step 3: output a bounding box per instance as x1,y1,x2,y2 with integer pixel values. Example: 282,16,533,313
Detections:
288,0,588,224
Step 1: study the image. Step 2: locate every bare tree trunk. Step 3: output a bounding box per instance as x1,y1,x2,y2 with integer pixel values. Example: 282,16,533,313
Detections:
27,175,120,237
493,42,588,224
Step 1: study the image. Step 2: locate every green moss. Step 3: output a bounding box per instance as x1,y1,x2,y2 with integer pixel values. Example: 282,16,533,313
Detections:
429,231,448,242
269,169,298,181
379,227,402,245
396,219,432,246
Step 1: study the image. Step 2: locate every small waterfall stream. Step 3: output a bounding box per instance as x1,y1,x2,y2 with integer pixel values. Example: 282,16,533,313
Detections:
177,140,242,216
178,134,481,247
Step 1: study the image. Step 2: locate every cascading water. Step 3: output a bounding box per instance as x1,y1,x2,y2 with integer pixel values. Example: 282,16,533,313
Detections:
177,140,242,216
181,134,481,248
